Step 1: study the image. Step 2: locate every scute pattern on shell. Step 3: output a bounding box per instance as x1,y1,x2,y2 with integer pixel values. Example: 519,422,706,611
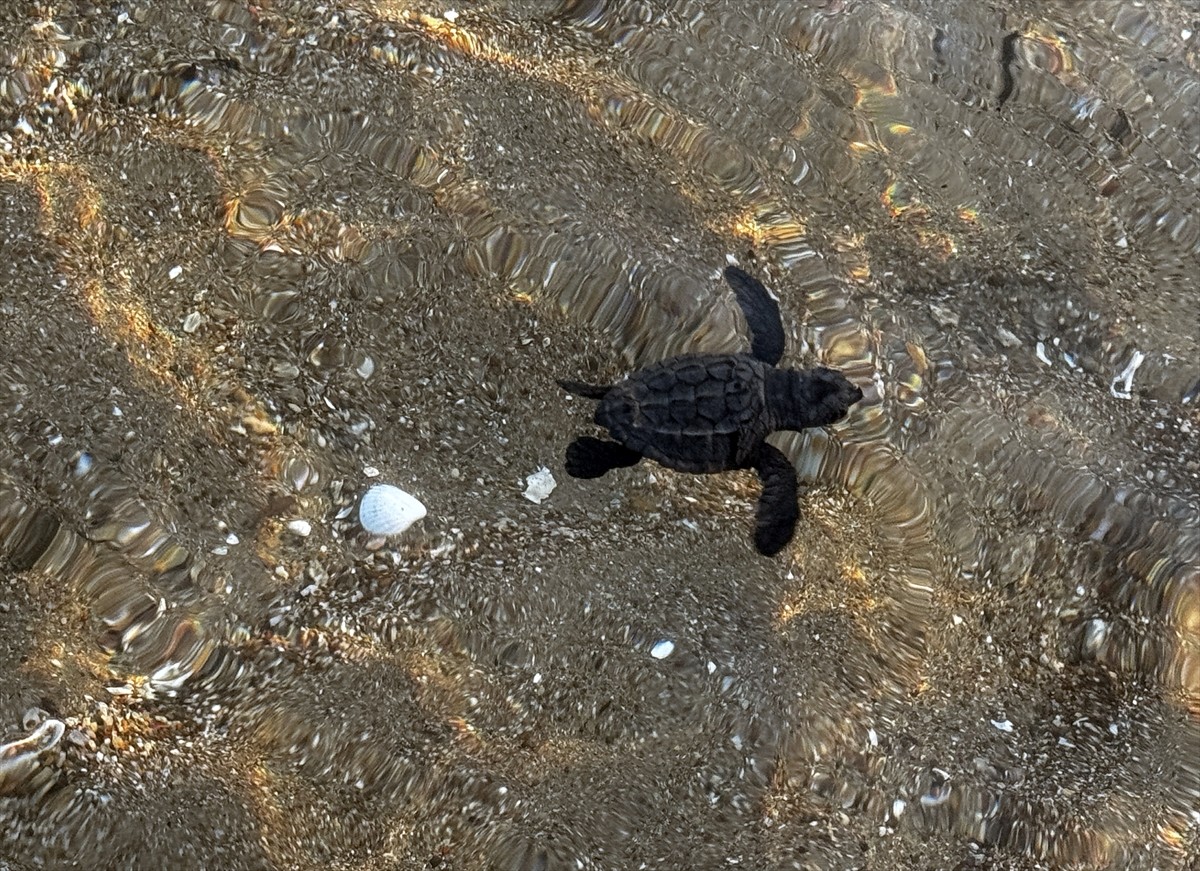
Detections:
596,354,771,472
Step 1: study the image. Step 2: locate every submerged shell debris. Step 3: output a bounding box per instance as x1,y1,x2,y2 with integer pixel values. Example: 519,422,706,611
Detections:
359,483,426,536
522,466,557,503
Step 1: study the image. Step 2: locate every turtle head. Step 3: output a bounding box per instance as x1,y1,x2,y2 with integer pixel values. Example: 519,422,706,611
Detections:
767,367,863,431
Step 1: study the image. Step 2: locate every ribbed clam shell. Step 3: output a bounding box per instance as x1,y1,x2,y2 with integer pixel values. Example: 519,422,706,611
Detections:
358,484,426,536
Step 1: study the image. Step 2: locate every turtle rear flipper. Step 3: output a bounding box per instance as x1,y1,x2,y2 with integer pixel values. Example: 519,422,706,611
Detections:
724,266,785,366
750,442,799,556
565,437,642,479
558,378,613,399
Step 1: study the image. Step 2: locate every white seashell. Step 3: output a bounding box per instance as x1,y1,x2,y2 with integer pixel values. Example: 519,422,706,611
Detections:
522,466,557,504
359,484,426,536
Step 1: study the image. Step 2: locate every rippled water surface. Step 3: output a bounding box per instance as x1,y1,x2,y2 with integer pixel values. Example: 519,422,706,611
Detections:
1,1,1198,869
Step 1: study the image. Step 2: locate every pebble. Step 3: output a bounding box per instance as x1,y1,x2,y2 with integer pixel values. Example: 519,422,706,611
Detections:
650,639,675,659
522,466,556,503
287,519,312,537
359,483,426,536
929,303,959,327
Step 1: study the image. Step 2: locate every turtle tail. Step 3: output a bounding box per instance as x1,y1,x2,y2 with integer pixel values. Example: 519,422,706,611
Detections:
557,378,612,399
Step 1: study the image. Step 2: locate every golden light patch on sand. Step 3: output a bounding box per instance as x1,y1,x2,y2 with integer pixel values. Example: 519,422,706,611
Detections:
880,180,928,221
363,2,824,272
77,696,184,758
0,161,201,402
1165,568,1200,717
728,208,809,251
916,228,957,260
1024,24,1076,78
415,12,522,69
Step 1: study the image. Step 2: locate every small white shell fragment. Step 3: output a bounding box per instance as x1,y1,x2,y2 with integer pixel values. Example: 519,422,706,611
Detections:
991,718,1014,733
1110,349,1145,399
286,519,312,537
359,483,426,536
182,311,203,333
73,452,93,477
1083,617,1109,654
168,265,183,279
650,639,675,659
522,466,557,503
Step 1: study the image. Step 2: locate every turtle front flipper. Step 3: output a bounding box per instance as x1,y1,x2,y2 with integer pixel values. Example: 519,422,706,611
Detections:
749,442,799,556
724,265,785,366
564,437,642,479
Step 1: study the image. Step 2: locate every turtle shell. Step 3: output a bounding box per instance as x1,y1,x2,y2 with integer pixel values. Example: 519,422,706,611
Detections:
594,353,771,473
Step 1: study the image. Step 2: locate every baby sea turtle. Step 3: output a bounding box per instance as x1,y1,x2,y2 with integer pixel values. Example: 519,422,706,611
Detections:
558,265,863,556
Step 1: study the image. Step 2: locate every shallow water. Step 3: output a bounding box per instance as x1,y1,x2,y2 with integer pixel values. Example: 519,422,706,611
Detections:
0,1,1197,869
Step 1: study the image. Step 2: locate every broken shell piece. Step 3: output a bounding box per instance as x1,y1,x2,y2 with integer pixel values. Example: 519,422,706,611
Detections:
522,466,557,504
0,719,65,796
359,483,426,536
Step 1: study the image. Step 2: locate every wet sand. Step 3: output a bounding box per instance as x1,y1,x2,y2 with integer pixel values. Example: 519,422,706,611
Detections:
1,2,1198,869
